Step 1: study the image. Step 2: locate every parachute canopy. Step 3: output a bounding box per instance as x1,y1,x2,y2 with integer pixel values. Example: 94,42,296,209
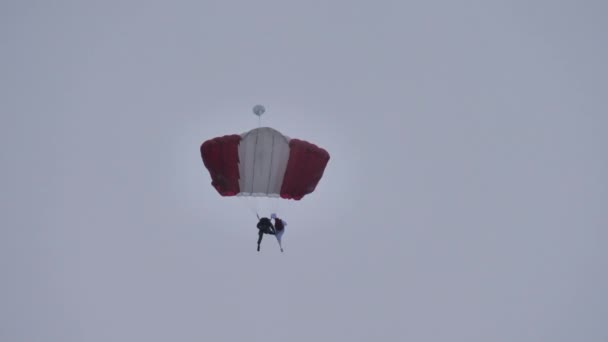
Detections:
200,127,330,200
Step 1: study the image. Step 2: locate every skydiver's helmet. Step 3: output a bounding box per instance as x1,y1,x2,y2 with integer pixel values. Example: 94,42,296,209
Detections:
271,213,277,219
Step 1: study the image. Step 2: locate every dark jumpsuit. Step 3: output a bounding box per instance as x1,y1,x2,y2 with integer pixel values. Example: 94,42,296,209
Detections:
256,217,274,251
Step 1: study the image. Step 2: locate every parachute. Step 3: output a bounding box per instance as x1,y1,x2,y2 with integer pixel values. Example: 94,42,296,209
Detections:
200,105,329,199
200,127,330,200
199,106,330,252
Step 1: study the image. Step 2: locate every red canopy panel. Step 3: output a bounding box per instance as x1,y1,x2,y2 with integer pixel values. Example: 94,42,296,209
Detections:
280,139,331,200
200,135,241,196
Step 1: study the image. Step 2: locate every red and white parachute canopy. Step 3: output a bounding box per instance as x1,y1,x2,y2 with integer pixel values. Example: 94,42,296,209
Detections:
200,126,330,200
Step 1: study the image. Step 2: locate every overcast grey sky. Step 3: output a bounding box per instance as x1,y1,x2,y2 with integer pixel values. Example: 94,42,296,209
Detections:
1,0,607,341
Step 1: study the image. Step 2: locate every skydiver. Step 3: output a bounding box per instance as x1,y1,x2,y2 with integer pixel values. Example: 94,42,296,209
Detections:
256,215,275,252
271,213,287,253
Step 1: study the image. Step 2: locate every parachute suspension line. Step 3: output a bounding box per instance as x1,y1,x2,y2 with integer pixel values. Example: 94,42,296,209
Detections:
274,197,283,219
237,196,260,220
253,197,261,219
254,196,261,219
270,199,278,219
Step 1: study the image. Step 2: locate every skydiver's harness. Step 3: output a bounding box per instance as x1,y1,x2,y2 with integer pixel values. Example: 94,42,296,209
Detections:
256,214,276,235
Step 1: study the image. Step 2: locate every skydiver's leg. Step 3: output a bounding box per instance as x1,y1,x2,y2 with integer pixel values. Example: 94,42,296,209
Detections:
257,230,263,251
